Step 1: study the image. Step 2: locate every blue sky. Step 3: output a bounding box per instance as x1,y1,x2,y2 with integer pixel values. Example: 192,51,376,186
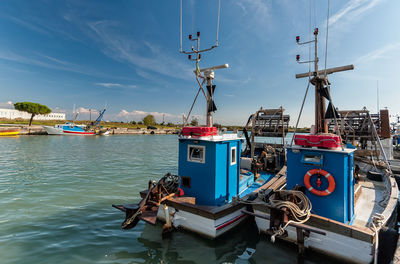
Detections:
0,0,399,126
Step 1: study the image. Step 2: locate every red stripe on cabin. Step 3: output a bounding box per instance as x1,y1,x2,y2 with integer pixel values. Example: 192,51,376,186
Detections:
63,131,95,135
215,214,246,231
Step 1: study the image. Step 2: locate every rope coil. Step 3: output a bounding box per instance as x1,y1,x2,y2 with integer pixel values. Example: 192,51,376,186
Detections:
267,190,312,242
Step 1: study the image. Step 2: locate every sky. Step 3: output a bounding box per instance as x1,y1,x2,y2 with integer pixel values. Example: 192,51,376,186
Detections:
0,0,399,126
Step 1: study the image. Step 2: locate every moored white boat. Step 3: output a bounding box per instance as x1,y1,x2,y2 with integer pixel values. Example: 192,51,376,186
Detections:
112,26,288,238
43,123,95,135
43,109,106,136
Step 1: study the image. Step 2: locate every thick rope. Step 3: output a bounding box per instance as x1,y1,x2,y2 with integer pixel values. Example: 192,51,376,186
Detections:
267,190,312,242
371,213,385,264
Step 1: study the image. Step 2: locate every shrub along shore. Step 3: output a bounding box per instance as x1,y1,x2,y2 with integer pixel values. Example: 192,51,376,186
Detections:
0,119,310,135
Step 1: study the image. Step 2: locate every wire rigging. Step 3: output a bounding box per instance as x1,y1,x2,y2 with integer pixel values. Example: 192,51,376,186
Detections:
290,80,311,146
180,0,183,52
216,0,221,47
324,0,330,76
291,0,313,146
308,0,312,74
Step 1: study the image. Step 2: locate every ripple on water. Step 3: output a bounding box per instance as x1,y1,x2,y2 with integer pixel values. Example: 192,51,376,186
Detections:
0,135,339,264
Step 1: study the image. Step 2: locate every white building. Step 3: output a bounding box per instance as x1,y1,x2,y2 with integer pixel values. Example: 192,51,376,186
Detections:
0,108,66,120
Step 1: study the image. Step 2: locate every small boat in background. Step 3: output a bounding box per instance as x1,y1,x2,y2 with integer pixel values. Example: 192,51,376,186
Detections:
43,122,96,135
43,109,106,136
0,128,20,136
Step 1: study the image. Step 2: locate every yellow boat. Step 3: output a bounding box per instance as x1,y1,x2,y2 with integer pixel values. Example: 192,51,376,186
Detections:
0,129,20,136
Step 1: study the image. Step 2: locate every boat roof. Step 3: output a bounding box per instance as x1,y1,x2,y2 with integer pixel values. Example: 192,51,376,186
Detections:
179,133,242,142
288,145,356,154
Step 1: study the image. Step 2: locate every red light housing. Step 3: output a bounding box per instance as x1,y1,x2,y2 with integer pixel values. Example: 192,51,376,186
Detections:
189,34,192,40
296,54,300,61
188,55,191,60
296,36,300,42
314,28,318,34
197,31,200,37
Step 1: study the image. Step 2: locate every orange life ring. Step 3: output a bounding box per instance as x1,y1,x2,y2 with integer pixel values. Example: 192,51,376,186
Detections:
304,169,335,196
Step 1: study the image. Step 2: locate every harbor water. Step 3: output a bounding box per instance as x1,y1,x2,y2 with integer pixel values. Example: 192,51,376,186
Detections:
0,135,339,264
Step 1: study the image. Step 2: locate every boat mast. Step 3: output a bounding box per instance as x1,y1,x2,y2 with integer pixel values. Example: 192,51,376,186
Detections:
179,1,222,127
296,28,354,134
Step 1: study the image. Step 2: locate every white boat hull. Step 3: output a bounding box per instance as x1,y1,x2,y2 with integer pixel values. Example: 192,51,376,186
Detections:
43,126,64,135
253,209,373,263
43,125,96,135
156,205,247,239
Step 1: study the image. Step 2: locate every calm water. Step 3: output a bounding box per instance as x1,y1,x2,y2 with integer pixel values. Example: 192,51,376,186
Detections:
0,135,338,264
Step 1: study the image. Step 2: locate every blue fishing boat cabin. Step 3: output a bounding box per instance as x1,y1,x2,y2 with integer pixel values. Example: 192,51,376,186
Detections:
179,127,242,206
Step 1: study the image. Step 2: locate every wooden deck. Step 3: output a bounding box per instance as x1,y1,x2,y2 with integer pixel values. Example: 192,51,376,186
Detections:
252,169,398,244
139,167,287,220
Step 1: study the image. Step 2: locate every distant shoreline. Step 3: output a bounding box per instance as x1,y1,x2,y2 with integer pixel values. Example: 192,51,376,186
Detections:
0,125,179,135
0,120,310,135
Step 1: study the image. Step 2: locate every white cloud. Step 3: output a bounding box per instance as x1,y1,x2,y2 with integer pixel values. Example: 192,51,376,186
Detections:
3,15,49,35
0,50,111,78
355,42,400,64
52,107,66,113
117,109,174,120
235,0,271,28
0,101,13,109
87,20,193,80
76,107,92,113
329,0,383,29
94,82,138,89
95,82,122,88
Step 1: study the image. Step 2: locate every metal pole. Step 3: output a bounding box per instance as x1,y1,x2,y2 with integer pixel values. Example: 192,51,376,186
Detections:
377,80,379,116
206,74,213,127
314,29,319,133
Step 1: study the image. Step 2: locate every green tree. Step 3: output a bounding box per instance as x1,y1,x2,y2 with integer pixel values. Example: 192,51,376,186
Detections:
190,118,199,126
142,114,156,126
14,102,51,126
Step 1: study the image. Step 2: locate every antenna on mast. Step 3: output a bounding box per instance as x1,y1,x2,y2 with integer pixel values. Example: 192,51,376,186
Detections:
179,0,220,55
179,0,226,127
295,28,354,134
377,80,380,116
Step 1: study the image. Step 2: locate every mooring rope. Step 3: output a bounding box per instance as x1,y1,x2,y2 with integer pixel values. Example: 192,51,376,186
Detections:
267,190,312,242
371,213,385,264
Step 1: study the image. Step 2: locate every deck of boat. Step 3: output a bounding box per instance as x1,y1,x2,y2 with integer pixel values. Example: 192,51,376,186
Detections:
353,178,387,227
139,167,287,220
251,164,398,246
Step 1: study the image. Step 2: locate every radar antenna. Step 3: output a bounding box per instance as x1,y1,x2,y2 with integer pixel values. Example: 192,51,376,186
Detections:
295,28,354,134
179,0,227,127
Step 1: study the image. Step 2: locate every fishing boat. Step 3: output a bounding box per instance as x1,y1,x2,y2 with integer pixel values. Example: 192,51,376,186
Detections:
0,128,20,136
43,109,106,135
112,23,290,238
243,28,399,263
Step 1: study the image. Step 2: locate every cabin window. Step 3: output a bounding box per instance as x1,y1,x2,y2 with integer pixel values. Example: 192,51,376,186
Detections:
302,154,323,165
230,147,237,165
187,145,205,163
182,176,191,188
